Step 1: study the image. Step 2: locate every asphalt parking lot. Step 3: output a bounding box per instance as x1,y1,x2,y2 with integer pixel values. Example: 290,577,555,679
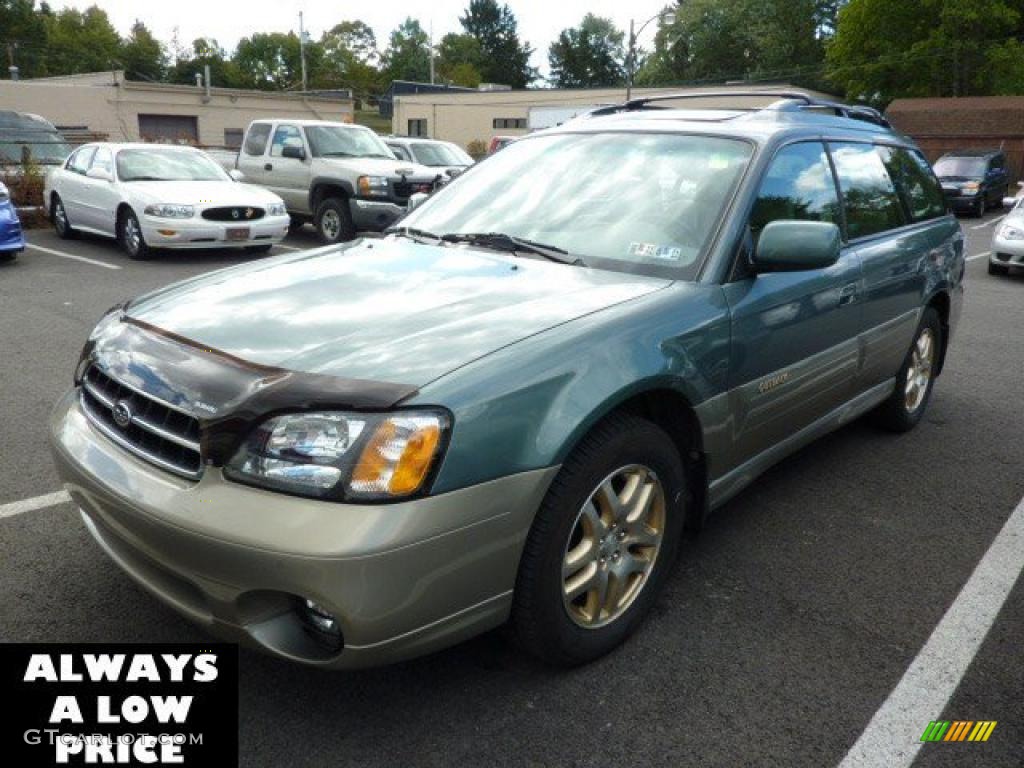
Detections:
1,212,1021,767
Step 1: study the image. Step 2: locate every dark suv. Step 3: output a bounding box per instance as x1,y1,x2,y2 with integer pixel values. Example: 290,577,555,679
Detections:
934,149,1009,216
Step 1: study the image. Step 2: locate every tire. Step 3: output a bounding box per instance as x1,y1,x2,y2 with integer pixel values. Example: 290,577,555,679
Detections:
244,244,273,254
118,209,151,260
988,261,1009,276
51,195,76,239
974,195,985,217
288,215,306,234
314,197,355,244
872,307,942,433
512,413,686,666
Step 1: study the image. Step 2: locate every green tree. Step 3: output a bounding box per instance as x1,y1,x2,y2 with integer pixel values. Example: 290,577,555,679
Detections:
233,31,318,90
318,20,383,98
43,5,121,75
381,17,430,83
0,0,50,78
548,14,625,87
119,20,167,81
436,32,483,86
169,38,244,88
459,0,536,87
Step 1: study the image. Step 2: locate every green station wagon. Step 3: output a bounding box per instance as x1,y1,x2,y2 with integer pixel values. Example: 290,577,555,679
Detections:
50,92,964,668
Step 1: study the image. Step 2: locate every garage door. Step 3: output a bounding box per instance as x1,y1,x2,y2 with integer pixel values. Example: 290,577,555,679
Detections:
137,114,199,143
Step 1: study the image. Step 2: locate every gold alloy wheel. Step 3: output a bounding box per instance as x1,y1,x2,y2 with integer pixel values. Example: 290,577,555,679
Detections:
904,327,936,413
561,464,666,628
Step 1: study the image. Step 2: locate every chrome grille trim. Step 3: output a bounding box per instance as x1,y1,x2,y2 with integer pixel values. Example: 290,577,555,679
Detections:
79,366,203,480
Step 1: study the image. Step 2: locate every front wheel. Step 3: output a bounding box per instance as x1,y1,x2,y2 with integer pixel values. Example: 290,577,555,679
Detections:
118,209,151,260
974,195,985,217
52,195,76,239
314,198,355,244
988,261,1009,276
512,413,686,666
872,308,942,432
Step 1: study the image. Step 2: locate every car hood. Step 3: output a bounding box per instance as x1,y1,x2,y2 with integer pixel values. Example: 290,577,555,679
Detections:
126,238,670,387
124,180,283,206
319,156,437,179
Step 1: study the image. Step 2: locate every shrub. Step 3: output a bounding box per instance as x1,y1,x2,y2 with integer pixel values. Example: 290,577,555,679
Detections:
467,139,488,160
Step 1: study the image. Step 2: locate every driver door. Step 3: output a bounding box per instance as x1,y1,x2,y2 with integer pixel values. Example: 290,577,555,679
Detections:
266,124,310,212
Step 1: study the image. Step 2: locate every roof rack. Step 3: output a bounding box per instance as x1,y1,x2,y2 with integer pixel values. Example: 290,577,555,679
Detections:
587,90,890,128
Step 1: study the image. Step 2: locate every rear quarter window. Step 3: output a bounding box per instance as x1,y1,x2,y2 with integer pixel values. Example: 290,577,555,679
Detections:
876,146,947,222
829,142,905,239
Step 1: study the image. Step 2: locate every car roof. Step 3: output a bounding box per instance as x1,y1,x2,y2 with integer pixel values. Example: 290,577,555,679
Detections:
77,142,205,153
939,149,1003,158
251,119,370,129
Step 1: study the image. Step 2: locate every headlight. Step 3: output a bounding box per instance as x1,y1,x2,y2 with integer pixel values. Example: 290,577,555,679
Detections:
357,176,389,196
999,224,1024,240
144,204,194,218
962,182,980,193
267,202,287,216
0,182,9,202
224,410,450,500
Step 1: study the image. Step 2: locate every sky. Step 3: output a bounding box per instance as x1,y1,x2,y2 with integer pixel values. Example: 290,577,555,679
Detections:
51,0,674,80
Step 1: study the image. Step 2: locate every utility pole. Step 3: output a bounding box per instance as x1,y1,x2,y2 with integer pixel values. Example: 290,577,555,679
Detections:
626,19,635,101
429,20,435,84
7,42,19,81
299,11,308,92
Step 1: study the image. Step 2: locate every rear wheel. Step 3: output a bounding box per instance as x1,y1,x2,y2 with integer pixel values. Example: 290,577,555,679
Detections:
118,209,151,260
988,261,1009,276
52,195,76,239
872,308,942,432
512,413,686,666
314,197,355,244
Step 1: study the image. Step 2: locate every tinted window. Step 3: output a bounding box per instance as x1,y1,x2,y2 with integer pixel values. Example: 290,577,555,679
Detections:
90,147,113,175
876,146,947,222
830,142,905,239
68,147,95,174
750,142,839,234
933,156,986,178
388,144,412,161
243,124,272,156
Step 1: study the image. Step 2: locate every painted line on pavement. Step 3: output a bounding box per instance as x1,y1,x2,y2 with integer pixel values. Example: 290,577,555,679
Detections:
838,495,1024,767
966,251,990,262
0,490,71,520
274,244,303,251
25,243,121,270
970,216,1004,231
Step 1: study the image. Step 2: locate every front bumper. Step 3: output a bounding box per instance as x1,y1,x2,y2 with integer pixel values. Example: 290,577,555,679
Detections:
49,389,556,668
945,192,982,212
140,214,290,250
989,241,1024,268
348,198,407,231
0,205,25,253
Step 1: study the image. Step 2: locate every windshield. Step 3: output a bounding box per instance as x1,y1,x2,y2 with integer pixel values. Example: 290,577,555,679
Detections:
0,131,72,164
402,132,753,279
306,125,394,159
116,149,228,182
933,157,987,178
411,142,472,167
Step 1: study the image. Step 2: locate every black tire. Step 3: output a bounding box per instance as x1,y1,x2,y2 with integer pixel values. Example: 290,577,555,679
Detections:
512,413,686,666
118,209,151,260
872,307,942,433
288,215,306,234
51,195,76,239
988,261,1009,276
0,251,16,262
314,197,355,244
974,195,985,217
244,244,274,254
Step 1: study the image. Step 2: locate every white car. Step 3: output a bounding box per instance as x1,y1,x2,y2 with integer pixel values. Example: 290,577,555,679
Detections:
990,195,1024,276
385,137,474,180
43,143,290,259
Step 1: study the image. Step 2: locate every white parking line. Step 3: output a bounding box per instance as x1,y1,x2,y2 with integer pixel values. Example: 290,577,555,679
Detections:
0,490,70,520
966,251,990,262
838,495,1024,767
25,243,122,270
274,244,302,251
970,216,1004,230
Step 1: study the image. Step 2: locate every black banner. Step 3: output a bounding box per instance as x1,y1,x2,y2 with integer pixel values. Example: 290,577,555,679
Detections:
1,644,238,766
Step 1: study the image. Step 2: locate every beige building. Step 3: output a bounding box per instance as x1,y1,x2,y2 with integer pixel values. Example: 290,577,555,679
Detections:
0,71,353,148
391,84,839,150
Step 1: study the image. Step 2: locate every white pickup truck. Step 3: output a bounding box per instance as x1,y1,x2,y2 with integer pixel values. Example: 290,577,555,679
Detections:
227,120,439,244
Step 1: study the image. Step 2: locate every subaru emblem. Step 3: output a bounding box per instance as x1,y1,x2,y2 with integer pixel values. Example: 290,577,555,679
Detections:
112,400,132,429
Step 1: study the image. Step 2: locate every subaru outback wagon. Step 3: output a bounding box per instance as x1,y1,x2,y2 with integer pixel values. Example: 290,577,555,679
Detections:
50,92,964,668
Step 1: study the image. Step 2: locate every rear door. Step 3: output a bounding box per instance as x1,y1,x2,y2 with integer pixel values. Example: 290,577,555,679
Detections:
265,124,311,212
721,140,863,469
235,122,272,186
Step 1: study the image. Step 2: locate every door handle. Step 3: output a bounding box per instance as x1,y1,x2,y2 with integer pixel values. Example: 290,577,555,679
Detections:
838,283,858,306
264,163,273,171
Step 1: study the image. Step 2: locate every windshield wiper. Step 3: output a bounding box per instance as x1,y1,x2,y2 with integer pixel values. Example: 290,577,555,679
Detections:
385,226,443,244
440,232,584,266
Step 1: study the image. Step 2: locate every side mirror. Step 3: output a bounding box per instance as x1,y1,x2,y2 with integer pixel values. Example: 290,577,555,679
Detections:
1003,197,1018,209
407,192,430,211
228,168,245,182
86,167,112,182
752,220,841,272
281,145,306,160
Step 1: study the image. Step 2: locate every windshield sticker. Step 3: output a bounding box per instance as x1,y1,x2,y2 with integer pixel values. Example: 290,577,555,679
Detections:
629,242,683,261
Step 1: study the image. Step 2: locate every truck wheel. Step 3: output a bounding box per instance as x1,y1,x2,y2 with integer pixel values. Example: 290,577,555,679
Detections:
314,198,355,244
52,195,77,239
872,308,942,433
512,413,685,666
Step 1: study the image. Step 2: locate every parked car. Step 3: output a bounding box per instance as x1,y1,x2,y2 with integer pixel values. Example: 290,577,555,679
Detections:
43,143,289,259
50,92,963,669
385,137,474,180
989,195,1024,275
934,149,1009,217
488,135,518,154
234,120,438,244
0,181,26,260
0,111,72,168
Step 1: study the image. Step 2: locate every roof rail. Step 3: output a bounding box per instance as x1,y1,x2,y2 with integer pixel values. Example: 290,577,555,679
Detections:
587,90,890,128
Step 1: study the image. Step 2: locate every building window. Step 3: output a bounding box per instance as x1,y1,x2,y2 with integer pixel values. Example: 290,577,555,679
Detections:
493,118,526,130
408,119,428,137
137,114,199,144
224,129,243,149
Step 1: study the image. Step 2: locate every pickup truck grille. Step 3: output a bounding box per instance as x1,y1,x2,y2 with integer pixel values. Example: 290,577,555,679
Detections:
201,206,265,222
79,366,203,480
391,179,434,202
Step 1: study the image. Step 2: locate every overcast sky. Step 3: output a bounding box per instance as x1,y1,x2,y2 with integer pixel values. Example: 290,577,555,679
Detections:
51,0,672,80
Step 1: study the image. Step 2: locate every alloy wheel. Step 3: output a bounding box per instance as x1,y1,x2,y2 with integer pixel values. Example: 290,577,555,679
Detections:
320,210,340,241
904,328,935,413
123,216,141,255
54,201,67,234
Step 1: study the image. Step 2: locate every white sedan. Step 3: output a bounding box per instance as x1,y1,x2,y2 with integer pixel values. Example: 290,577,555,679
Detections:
43,143,290,259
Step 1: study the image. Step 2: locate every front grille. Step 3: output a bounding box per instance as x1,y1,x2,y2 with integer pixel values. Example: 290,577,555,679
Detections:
201,206,264,222
392,181,413,199
80,366,203,479
390,180,433,201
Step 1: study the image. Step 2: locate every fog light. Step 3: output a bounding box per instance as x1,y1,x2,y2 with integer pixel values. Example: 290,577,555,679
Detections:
297,598,343,651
